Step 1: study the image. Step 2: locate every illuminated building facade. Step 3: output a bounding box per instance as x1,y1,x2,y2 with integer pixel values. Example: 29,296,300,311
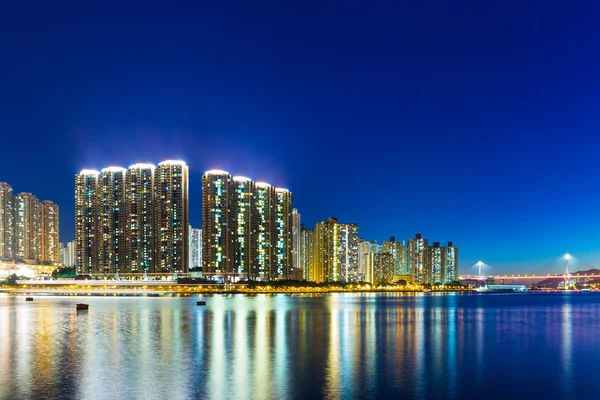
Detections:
125,164,155,273
291,208,301,280
0,182,14,259
359,233,458,285
430,242,443,284
202,170,235,276
309,217,359,283
254,182,276,279
312,217,339,283
41,200,60,264
443,242,459,283
337,223,359,282
75,160,188,275
301,226,314,281
233,176,254,277
60,241,75,267
408,233,429,284
154,161,189,273
357,239,371,282
98,167,126,273
382,237,408,275
189,226,202,270
13,192,41,262
201,171,294,281
374,252,395,285
274,188,293,279
75,170,99,274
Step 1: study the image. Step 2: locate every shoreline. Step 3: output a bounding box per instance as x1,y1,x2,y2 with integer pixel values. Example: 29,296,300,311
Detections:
0,285,472,296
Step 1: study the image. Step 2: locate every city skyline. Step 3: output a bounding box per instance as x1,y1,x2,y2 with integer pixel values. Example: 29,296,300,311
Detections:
3,2,600,273
2,160,597,275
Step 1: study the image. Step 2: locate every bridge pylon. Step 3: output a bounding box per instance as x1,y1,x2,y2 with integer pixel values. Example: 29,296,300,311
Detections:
564,253,571,289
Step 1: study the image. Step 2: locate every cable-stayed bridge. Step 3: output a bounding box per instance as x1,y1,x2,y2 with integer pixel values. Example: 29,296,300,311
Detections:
459,254,600,287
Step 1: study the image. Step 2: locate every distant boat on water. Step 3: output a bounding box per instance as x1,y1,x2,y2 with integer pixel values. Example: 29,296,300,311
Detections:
476,284,527,293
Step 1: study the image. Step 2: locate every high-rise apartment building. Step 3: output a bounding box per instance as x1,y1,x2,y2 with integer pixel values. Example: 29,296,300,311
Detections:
357,239,371,282
382,237,408,276
125,163,155,273
233,176,254,277
0,182,14,259
202,170,235,276
61,241,76,267
13,192,41,262
274,188,293,279
430,242,443,284
41,200,60,264
75,170,100,274
443,242,459,283
408,233,429,284
154,161,189,273
374,252,395,285
291,209,302,280
189,226,202,270
337,223,359,282
255,182,276,279
97,167,127,273
310,217,359,283
312,217,338,283
301,225,314,281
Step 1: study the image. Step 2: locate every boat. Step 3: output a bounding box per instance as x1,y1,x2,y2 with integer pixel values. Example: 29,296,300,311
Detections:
76,303,89,310
197,301,206,306
25,297,33,302
476,284,528,293
581,287,591,292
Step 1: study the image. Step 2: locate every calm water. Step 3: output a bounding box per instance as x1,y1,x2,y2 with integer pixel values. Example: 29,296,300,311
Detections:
1,292,600,400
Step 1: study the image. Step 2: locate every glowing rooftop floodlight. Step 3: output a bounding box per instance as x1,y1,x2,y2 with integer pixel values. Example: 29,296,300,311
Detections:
255,182,271,188
275,187,289,192
159,160,187,166
232,176,251,181
128,163,155,170
101,166,126,173
205,169,229,175
79,169,100,175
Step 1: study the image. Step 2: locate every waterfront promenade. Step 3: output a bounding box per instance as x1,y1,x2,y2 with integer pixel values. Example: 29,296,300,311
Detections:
0,280,471,295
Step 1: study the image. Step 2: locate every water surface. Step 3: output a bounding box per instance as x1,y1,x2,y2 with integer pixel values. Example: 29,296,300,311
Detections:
1,292,599,399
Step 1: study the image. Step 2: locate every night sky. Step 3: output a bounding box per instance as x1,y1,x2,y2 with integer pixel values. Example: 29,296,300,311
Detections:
2,1,600,273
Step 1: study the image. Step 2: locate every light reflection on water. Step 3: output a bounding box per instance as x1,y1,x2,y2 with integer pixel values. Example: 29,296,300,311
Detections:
1,293,600,400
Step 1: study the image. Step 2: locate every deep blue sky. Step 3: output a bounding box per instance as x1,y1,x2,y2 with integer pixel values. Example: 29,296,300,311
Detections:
2,1,600,273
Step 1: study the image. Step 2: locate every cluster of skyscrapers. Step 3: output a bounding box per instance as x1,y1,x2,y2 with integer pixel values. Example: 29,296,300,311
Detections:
0,162,460,285
201,170,296,280
300,220,458,285
74,161,189,274
198,169,458,284
0,182,60,264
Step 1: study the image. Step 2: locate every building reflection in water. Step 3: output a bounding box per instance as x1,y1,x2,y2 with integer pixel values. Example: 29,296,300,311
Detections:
2,293,600,399
561,300,574,400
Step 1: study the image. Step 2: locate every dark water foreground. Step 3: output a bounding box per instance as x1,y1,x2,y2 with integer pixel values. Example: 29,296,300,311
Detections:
1,292,599,400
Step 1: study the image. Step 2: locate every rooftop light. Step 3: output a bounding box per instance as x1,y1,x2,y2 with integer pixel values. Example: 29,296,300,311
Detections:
101,166,126,173
205,169,229,175
128,163,155,170
159,160,187,166
79,169,100,175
